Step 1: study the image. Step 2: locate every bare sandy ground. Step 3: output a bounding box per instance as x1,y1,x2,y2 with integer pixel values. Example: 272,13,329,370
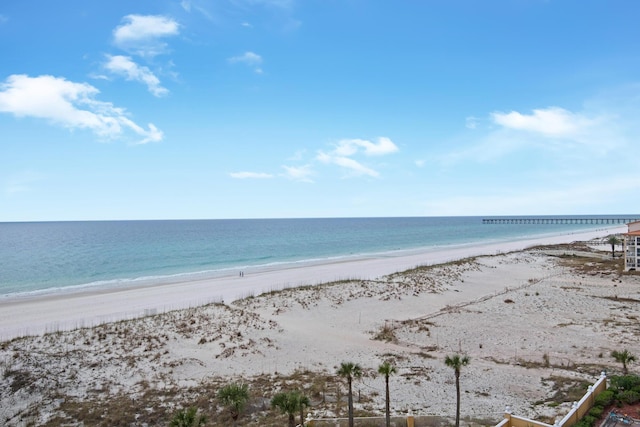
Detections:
2,226,639,426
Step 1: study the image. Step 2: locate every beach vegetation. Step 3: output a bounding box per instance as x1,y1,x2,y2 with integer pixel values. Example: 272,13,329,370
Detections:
169,406,207,427
378,361,397,427
606,235,621,258
609,375,640,405
337,361,363,427
611,349,636,375
217,383,249,426
271,390,310,427
573,375,640,427
542,375,591,404
445,353,470,427
595,389,615,407
373,322,397,343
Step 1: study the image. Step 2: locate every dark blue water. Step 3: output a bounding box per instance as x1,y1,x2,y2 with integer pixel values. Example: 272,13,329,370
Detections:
0,216,629,296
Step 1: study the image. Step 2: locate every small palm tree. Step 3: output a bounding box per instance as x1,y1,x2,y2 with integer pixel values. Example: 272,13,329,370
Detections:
607,235,621,258
445,354,470,427
337,362,363,427
271,391,308,427
378,361,397,427
611,349,636,375
217,383,249,426
297,392,311,427
169,407,207,427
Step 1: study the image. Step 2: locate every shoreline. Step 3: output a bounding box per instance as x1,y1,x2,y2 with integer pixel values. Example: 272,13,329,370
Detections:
0,222,618,299
0,225,624,341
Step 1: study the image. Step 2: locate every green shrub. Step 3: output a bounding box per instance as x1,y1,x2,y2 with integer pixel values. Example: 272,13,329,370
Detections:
610,375,640,392
588,406,604,418
582,415,597,427
574,416,597,427
595,390,615,407
618,390,640,405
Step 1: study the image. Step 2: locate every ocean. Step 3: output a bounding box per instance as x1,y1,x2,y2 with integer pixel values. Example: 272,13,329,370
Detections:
0,216,630,297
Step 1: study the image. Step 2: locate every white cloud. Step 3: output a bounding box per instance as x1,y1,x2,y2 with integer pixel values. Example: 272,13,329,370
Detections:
465,116,479,129
335,137,398,156
104,55,168,97
228,52,264,73
287,149,306,161
230,171,273,179
0,74,163,144
113,15,179,57
316,137,398,178
282,165,313,182
317,151,379,178
228,51,262,65
441,104,620,167
491,107,595,137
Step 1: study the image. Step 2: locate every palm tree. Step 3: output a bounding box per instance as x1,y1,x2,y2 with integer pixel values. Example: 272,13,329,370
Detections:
271,391,309,427
217,383,249,426
337,362,363,427
611,349,636,375
607,235,621,258
445,354,470,427
378,361,397,427
297,392,311,427
169,407,207,427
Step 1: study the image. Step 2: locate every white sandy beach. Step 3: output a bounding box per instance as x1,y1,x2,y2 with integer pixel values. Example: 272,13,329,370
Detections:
2,225,639,426
0,227,625,341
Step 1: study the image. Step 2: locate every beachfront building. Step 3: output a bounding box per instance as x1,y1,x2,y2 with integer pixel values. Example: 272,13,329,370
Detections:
624,221,640,271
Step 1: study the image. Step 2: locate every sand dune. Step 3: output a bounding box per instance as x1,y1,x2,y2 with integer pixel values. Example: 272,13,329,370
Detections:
2,226,639,426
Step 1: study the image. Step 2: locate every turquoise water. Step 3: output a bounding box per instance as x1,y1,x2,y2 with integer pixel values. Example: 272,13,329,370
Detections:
0,216,630,297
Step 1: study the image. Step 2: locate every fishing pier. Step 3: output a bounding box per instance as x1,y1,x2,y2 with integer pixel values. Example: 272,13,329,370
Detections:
482,217,640,225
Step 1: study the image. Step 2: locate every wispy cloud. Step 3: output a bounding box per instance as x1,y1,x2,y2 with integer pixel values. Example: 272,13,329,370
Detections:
0,14,8,24
5,170,43,196
491,107,596,138
317,153,379,177
440,104,619,167
333,137,399,156
282,165,313,182
228,51,263,73
235,0,295,9
113,15,180,57
0,74,163,144
230,171,273,179
104,55,168,97
316,137,398,178
180,0,216,21
465,116,479,129
421,175,640,216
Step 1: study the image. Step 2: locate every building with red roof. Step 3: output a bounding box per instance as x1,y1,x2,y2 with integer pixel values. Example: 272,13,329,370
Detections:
624,221,640,271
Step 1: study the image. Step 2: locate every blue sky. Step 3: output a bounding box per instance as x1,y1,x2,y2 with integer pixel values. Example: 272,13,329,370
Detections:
1,0,639,221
